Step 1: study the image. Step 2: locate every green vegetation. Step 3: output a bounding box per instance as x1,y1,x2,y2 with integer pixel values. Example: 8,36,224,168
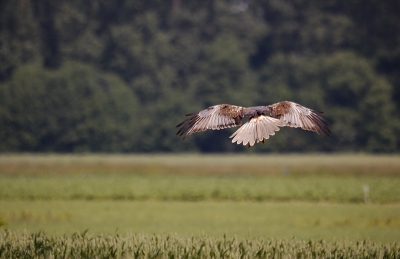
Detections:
0,154,399,256
1,154,399,203
1,232,399,259
1,174,400,203
1,201,400,242
0,62,139,152
1,0,400,152
1,153,399,176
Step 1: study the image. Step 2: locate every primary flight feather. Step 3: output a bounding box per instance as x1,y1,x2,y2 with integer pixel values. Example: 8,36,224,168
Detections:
176,101,332,147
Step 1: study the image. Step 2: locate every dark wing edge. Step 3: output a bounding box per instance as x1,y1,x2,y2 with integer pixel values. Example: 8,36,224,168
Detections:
305,110,332,136
268,101,332,137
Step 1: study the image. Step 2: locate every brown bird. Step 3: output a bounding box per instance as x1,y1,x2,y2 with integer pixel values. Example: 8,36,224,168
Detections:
176,101,331,147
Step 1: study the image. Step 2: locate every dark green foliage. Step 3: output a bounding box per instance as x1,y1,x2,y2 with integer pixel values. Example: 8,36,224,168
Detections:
0,0,399,152
0,62,139,152
0,0,41,80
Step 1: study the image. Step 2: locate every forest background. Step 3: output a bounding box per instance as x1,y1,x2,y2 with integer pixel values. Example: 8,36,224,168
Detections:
1,0,399,153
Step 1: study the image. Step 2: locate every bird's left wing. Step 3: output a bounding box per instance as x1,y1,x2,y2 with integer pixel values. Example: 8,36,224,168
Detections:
176,104,244,139
268,101,332,136
230,115,287,146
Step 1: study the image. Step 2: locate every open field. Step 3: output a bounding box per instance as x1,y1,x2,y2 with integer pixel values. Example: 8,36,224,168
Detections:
1,174,399,203
1,200,399,242
0,154,399,203
1,154,399,203
1,153,399,176
0,154,399,257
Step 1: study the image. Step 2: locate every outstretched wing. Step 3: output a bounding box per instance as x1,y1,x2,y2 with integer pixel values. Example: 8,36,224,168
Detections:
176,104,244,139
230,115,287,146
268,101,332,136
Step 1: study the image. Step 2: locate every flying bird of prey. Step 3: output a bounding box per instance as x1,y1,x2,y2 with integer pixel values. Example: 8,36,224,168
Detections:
176,101,331,147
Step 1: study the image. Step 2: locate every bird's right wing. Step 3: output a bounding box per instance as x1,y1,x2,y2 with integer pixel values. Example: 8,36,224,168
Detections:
176,104,244,139
230,115,287,146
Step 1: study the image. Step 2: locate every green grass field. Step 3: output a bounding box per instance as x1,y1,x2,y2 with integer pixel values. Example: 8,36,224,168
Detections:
1,153,399,176
1,154,399,203
0,154,399,258
1,174,399,202
1,200,399,242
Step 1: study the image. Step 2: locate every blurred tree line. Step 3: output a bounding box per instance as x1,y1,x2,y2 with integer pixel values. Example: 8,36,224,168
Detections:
0,0,399,152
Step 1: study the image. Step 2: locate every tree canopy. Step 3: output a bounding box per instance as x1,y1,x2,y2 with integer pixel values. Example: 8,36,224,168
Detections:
0,0,399,152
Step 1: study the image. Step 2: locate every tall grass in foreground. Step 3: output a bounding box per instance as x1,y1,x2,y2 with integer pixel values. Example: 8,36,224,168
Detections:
1,231,399,259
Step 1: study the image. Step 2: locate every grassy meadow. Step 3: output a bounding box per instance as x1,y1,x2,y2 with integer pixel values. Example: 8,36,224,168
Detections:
0,154,399,258
1,200,400,242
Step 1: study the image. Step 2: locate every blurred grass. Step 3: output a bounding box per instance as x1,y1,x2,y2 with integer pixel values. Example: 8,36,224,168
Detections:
0,154,399,244
1,200,399,242
0,153,399,176
0,174,399,203
0,154,399,203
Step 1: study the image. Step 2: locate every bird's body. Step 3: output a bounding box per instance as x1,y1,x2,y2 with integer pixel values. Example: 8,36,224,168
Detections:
176,101,331,147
